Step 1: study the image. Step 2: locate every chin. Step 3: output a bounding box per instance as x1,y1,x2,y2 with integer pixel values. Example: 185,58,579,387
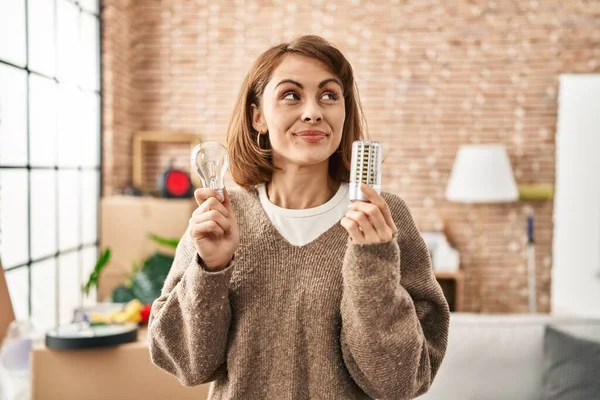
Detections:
293,149,334,166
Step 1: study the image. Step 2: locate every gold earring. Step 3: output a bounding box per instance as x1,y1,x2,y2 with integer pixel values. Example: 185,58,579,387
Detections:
256,131,271,154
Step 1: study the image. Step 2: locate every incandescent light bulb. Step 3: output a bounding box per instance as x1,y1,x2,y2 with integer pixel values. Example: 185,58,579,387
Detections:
191,141,230,201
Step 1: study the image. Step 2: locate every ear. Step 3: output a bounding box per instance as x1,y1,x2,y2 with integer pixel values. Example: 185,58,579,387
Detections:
251,103,268,133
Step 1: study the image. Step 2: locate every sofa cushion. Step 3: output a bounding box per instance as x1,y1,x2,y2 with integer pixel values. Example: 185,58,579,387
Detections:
541,325,600,400
418,313,600,400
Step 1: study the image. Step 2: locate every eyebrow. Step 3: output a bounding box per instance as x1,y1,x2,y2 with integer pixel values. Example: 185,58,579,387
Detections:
274,78,343,91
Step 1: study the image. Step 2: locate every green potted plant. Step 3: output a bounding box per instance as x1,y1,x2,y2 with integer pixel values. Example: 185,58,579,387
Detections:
82,234,180,324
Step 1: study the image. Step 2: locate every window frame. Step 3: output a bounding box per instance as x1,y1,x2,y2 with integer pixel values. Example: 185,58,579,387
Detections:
0,0,102,326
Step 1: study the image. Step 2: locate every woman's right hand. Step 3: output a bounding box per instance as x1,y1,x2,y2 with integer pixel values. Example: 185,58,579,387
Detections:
189,188,239,271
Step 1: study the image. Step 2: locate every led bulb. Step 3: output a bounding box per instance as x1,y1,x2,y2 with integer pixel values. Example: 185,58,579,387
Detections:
349,140,382,202
191,141,230,201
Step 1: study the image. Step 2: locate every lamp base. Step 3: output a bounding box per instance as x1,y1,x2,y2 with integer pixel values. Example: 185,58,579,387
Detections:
476,205,485,313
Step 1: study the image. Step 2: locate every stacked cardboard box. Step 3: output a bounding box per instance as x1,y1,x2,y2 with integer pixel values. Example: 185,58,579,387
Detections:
0,259,15,346
99,195,196,300
26,196,209,399
30,329,209,400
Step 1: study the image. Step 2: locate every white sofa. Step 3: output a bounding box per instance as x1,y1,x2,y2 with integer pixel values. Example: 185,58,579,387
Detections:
418,313,600,400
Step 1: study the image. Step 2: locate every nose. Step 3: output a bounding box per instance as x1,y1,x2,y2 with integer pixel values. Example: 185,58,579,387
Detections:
301,101,323,124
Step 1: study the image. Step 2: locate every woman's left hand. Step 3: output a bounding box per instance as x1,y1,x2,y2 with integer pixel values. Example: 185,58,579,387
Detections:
341,184,398,244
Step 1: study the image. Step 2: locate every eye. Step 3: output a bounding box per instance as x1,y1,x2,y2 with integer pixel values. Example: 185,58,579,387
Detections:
283,91,300,101
321,91,338,101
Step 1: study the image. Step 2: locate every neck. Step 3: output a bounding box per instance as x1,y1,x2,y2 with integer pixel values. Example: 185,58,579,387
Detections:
267,164,339,209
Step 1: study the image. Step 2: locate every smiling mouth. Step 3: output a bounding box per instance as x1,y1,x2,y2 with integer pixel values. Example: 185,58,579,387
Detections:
293,130,328,137
293,130,328,143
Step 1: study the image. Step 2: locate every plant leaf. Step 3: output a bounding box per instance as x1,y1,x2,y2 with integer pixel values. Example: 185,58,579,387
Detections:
130,273,160,304
82,248,112,296
141,252,173,281
112,285,136,303
148,234,179,249
123,252,174,304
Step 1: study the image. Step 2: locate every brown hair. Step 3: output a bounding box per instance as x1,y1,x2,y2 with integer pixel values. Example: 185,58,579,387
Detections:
226,35,366,189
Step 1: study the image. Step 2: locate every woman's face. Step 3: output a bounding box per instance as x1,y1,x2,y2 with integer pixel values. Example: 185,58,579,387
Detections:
252,54,345,171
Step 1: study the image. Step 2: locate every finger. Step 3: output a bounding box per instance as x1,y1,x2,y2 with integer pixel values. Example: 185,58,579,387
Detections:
194,196,229,218
340,216,364,243
221,188,234,215
348,202,393,241
345,210,379,242
190,220,225,238
194,188,222,206
359,184,397,233
190,210,232,233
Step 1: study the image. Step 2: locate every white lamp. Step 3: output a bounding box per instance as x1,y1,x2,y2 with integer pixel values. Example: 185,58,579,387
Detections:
446,144,519,312
446,144,519,203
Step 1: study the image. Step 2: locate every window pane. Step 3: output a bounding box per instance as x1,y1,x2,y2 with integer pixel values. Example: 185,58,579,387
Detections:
30,170,57,260
29,74,57,167
58,170,80,251
80,91,100,168
0,0,26,67
81,245,97,306
0,170,29,269
56,0,80,85
28,0,56,77
5,267,29,321
0,64,28,166
79,13,100,91
57,84,81,167
58,251,80,324
79,0,99,15
31,258,57,331
81,170,98,245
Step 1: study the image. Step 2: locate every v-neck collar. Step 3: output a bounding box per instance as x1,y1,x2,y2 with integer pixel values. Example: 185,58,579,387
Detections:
247,188,348,250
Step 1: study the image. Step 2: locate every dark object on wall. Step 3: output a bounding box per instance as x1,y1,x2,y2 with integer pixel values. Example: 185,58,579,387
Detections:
121,185,145,197
158,160,193,198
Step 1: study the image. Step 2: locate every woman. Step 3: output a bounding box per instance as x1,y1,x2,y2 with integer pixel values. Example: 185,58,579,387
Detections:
148,35,449,400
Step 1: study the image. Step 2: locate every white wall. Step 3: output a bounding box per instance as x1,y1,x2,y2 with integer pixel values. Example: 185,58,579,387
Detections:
552,74,600,317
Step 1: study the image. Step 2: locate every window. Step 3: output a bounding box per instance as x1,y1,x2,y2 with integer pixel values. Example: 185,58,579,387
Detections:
0,0,101,332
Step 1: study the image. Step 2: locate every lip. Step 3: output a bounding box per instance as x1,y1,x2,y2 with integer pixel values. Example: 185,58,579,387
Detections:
293,130,328,143
294,130,328,137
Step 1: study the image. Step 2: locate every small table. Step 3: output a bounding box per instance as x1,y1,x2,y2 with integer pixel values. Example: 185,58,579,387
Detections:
434,270,464,312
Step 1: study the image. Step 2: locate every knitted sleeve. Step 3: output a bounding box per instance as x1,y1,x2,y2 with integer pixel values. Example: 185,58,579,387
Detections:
147,227,233,387
340,193,450,400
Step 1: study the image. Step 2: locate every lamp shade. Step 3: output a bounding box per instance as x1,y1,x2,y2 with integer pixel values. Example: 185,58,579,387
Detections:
446,144,518,203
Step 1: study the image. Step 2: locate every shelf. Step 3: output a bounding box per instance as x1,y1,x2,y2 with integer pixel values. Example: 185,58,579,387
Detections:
434,270,463,280
434,270,464,312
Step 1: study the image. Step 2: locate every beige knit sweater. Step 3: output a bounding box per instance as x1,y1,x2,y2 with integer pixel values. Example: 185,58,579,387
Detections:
148,188,449,400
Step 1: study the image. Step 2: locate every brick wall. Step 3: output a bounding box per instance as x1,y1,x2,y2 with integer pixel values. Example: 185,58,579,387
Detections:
101,0,138,195
101,0,600,313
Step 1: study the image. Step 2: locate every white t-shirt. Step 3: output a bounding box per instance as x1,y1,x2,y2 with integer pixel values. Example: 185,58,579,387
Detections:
257,183,350,246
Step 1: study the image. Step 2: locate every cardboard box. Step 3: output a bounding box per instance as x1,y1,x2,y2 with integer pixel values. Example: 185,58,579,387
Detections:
2,258,207,400
0,259,16,345
31,328,210,400
99,196,196,300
